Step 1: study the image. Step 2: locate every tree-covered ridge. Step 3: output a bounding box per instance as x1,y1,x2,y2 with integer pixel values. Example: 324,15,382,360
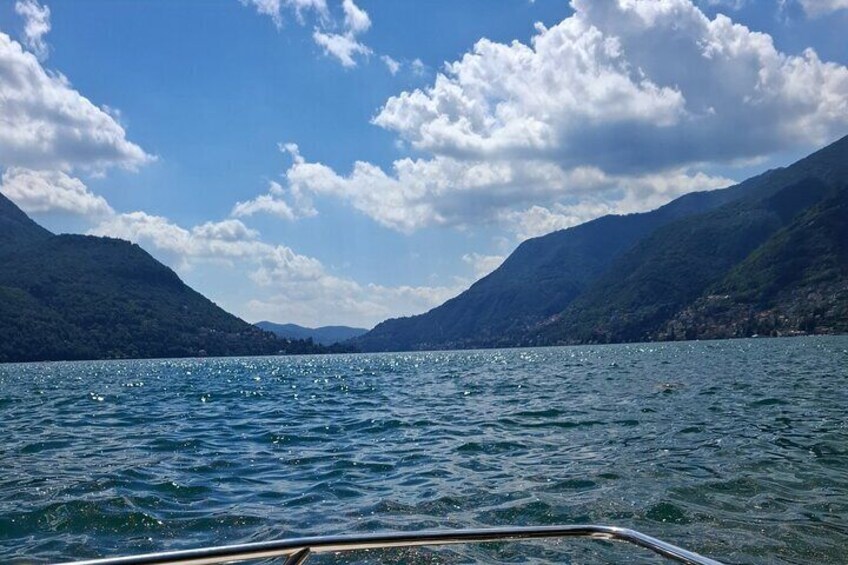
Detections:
533,176,836,344
660,188,848,340
353,134,848,351
352,171,761,352
0,197,334,362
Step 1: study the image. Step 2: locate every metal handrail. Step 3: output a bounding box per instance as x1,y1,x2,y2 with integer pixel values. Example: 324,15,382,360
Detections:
56,524,725,565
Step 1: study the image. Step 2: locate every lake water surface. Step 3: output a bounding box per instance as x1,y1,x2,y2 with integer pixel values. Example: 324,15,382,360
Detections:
1,337,847,564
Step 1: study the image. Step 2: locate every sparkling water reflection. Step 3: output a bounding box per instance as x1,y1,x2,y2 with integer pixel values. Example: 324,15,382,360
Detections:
1,337,847,563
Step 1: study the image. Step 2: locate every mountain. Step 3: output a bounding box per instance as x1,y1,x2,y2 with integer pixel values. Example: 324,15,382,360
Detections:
533,176,837,344
353,182,765,352
659,188,848,340
354,135,848,352
255,321,368,345
0,195,327,362
0,191,51,248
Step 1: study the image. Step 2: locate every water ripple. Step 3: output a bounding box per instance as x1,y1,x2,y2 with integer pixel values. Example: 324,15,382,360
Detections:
1,337,847,563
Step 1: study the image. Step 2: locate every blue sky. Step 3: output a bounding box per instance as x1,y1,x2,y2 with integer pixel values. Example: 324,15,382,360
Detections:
1,0,846,328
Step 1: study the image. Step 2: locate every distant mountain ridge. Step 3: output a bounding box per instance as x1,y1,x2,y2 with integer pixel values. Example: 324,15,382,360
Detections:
354,135,848,351
0,196,329,362
255,321,368,345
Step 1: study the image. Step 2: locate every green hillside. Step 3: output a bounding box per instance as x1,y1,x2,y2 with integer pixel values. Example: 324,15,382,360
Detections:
352,173,762,352
660,189,848,340
533,176,836,344
0,196,327,362
354,134,848,351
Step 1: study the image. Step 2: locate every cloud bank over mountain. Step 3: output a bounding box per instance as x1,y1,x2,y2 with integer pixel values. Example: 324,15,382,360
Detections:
236,0,848,238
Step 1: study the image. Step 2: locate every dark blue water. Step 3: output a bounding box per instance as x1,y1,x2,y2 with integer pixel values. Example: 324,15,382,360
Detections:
1,337,847,564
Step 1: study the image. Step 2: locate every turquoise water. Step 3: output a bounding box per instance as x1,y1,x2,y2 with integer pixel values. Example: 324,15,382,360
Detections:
1,337,847,564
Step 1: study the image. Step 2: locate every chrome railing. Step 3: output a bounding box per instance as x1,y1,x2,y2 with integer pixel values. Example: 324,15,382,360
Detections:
57,525,725,565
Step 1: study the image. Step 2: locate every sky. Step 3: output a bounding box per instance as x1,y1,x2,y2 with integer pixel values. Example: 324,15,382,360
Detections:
0,0,846,329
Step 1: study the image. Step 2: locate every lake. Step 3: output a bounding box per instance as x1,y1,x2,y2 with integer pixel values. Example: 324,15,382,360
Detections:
1,337,847,563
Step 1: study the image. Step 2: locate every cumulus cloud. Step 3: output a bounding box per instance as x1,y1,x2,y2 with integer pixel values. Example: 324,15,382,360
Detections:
14,0,50,60
499,166,738,239
0,167,114,218
89,213,273,268
232,191,299,220
231,146,318,220
90,211,463,327
341,0,370,34
231,176,318,220
242,0,845,239
501,204,616,241
312,0,373,67
191,219,260,242
250,145,733,233
0,32,153,172
374,0,848,173
312,30,371,67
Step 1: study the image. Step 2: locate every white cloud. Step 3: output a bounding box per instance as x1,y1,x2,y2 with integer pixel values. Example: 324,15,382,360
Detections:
288,0,329,22
499,167,739,239
241,0,381,68
311,0,373,67
89,211,463,327
231,179,313,220
255,145,733,233
0,32,153,173
373,0,848,173
240,0,328,28
231,146,318,219
241,0,285,28
191,219,260,242
244,0,844,239
89,213,273,267
0,167,114,218
501,204,614,241
797,0,848,15
14,0,50,60
232,192,299,220
245,280,462,329
341,0,370,34
312,30,371,67
381,54,400,75
462,253,505,278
